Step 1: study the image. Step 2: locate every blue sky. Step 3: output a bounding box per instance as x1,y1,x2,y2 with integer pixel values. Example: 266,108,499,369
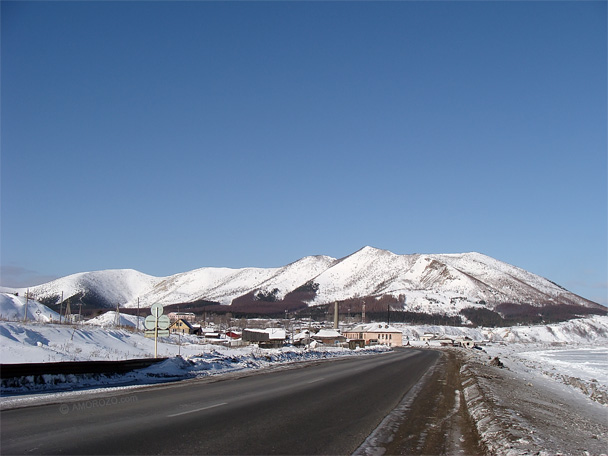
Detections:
1,1,606,305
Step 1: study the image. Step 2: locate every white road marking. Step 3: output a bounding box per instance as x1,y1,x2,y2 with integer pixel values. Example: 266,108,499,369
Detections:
167,402,228,417
307,377,325,384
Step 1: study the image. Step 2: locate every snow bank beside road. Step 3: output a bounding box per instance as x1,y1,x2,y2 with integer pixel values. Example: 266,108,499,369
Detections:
460,348,608,456
483,343,608,406
0,321,168,363
0,320,389,395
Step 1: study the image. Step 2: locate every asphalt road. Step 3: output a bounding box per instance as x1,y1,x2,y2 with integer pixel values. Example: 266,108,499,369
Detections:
1,348,439,455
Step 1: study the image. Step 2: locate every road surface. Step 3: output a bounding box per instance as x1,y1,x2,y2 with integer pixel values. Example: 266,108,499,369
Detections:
1,348,439,455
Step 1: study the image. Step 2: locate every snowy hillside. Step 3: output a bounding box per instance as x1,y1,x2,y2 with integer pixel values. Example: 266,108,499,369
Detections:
0,293,60,322
2,247,602,315
394,315,608,346
1,269,162,308
85,311,146,329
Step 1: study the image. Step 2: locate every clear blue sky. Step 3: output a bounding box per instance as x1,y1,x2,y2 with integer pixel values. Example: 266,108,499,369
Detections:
1,1,606,305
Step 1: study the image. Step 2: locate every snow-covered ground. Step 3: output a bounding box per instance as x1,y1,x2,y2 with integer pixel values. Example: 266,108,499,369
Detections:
394,316,608,409
485,345,608,405
1,322,389,379
0,317,389,398
0,293,61,322
461,343,608,455
84,310,145,328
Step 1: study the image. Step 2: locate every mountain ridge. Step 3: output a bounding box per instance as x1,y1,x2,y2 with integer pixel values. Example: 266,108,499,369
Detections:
1,247,603,318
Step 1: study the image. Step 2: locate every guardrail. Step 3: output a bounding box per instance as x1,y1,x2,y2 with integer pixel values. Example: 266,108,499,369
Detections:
0,358,168,379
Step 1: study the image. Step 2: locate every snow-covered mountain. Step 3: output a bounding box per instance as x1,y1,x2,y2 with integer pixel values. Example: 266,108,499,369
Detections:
1,247,602,315
1,269,161,308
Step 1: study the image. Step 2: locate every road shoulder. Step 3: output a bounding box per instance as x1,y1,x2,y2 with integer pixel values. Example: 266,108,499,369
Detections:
355,348,483,456
461,349,608,456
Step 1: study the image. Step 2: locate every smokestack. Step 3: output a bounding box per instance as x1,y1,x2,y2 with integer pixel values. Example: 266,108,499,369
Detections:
362,303,366,323
334,302,339,329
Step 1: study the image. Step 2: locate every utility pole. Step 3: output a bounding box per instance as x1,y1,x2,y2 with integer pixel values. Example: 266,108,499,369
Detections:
154,311,158,359
114,302,120,327
137,298,140,331
333,302,339,329
23,289,29,322
65,297,71,323
59,292,63,324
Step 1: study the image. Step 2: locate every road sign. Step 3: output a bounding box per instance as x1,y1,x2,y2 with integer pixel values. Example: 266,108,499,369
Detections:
150,303,164,318
147,303,167,358
158,315,171,330
144,315,157,330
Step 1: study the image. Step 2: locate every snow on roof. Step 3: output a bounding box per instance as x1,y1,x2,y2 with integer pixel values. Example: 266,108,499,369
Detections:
347,323,402,333
244,328,286,340
314,329,343,338
172,319,194,329
266,328,286,340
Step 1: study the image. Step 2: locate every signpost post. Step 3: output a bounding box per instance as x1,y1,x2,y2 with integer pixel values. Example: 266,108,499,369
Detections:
145,303,170,358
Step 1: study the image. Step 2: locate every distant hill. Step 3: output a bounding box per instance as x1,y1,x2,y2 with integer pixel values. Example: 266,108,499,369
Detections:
2,247,604,323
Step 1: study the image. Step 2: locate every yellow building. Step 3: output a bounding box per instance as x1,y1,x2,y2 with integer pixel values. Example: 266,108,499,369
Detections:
169,318,201,335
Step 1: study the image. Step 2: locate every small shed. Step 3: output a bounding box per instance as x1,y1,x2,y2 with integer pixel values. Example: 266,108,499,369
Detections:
312,329,346,346
436,337,455,347
293,330,311,347
348,339,366,350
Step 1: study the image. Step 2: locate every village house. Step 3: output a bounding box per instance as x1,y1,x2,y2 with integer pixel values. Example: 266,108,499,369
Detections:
312,328,346,346
167,312,196,323
343,323,403,347
455,337,477,348
293,330,312,347
201,329,221,339
169,318,201,335
420,332,436,342
242,328,286,349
